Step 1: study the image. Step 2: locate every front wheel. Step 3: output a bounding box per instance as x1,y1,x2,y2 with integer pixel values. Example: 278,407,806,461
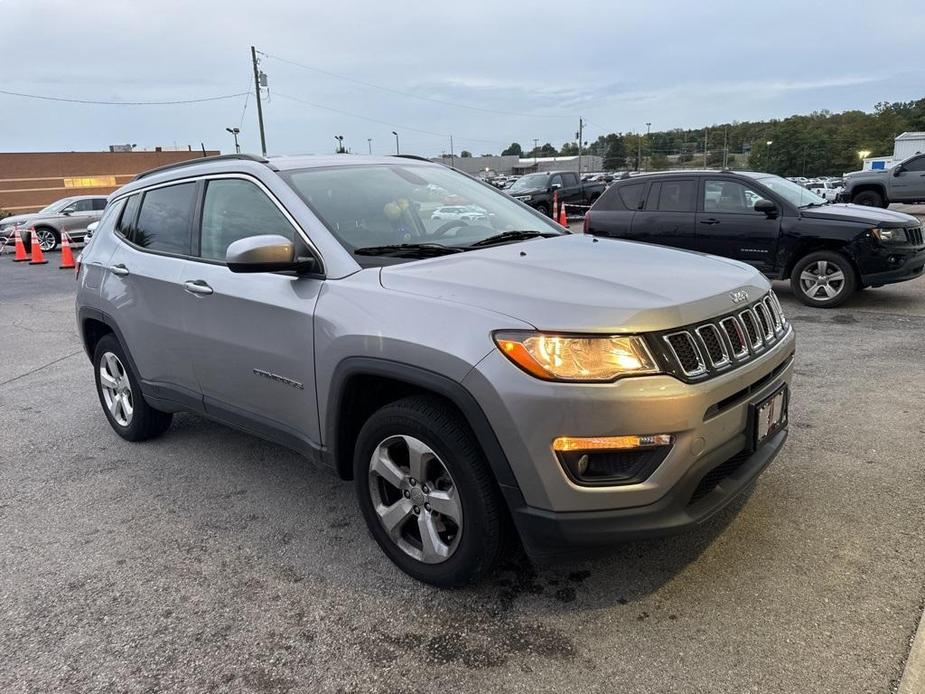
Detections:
535,203,550,217
35,228,59,252
354,395,508,587
790,251,856,308
852,190,884,208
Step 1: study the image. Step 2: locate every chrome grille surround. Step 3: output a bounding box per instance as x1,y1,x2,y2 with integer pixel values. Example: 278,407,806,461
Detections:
652,292,791,381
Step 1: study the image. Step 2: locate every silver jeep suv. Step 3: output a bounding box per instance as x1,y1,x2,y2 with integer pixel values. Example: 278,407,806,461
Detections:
76,154,795,586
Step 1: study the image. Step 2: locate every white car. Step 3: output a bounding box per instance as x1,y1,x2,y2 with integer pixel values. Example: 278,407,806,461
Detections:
431,205,488,222
805,179,843,202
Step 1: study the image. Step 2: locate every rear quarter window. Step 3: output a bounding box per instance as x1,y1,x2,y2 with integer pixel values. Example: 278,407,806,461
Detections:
596,182,646,211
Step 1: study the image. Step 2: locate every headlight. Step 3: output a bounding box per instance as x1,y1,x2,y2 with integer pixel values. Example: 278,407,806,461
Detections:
493,331,659,382
871,227,907,243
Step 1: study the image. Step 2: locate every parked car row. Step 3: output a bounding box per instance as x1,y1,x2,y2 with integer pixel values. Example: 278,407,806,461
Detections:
0,195,108,251
75,153,796,587
584,169,924,307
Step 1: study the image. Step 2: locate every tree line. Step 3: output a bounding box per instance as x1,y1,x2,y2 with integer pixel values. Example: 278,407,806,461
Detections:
490,98,925,176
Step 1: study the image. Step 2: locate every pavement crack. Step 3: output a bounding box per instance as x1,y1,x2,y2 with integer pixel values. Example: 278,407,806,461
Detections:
0,350,84,388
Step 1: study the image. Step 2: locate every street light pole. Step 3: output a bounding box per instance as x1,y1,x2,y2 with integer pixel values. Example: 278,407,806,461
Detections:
392,131,399,155
367,138,372,155
225,127,240,154
334,135,344,154
766,140,774,172
533,138,539,169
645,122,651,171
250,46,267,156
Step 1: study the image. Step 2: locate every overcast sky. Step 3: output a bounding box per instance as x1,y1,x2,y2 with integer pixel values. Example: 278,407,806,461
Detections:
2,0,924,157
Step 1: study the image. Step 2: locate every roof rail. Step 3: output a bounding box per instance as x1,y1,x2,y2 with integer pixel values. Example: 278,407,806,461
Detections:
132,153,270,181
394,154,434,163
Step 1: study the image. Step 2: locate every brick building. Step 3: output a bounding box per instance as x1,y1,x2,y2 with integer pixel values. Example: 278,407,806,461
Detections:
0,150,220,214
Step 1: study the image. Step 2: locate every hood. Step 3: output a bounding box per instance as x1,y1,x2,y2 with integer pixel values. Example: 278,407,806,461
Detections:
0,213,41,227
379,235,769,332
800,203,919,227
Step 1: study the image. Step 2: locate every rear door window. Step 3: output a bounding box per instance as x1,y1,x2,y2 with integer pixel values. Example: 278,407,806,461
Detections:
131,182,196,254
91,198,108,211
655,179,696,212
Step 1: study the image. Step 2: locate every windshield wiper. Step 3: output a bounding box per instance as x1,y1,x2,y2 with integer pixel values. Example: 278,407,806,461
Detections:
353,242,464,257
800,201,828,208
468,230,559,248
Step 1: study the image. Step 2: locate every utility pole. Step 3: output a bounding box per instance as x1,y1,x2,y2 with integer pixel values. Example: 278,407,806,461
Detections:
251,46,267,156
450,135,455,169
636,131,642,172
576,117,584,176
704,128,709,167
722,126,728,168
533,138,539,168
645,122,651,171
367,138,372,155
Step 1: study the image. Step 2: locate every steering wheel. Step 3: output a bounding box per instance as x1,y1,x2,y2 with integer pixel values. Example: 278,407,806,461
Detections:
429,219,469,239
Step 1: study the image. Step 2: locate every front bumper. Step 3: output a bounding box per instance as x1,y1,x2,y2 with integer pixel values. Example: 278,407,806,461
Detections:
463,327,795,553
512,427,786,557
858,245,925,287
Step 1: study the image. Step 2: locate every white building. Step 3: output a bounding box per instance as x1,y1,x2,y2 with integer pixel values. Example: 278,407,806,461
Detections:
862,131,925,170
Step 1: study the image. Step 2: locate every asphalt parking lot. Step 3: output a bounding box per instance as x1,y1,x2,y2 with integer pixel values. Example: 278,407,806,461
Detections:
1,244,924,693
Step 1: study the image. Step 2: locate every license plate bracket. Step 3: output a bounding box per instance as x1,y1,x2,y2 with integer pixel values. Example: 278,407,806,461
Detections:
748,384,789,451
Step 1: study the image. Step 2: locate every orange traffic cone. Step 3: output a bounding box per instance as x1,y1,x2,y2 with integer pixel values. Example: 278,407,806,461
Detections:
28,227,48,265
59,231,76,269
12,227,30,262
558,204,568,227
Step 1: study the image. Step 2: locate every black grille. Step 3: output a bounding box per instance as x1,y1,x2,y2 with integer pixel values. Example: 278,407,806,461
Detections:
688,449,751,505
721,318,745,354
740,311,759,346
666,333,701,373
753,304,771,337
908,226,924,246
697,325,726,365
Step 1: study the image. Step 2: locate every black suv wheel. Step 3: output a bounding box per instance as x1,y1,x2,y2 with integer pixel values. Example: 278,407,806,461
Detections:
353,395,507,587
790,250,856,308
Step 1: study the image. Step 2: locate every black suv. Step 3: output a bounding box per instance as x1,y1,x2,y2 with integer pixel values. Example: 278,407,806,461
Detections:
585,170,925,307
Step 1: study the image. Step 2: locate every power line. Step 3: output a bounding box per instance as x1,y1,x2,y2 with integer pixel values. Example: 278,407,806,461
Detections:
260,51,574,120
0,88,249,106
273,92,505,148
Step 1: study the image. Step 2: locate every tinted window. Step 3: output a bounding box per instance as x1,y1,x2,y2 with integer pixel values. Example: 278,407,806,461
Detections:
903,156,925,172
618,183,645,209
704,180,763,214
74,199,95,212
199,179,293,261
562,172,579,186
132,183,195,253
550,174,563,188
117,194,141,238
92,198,107,211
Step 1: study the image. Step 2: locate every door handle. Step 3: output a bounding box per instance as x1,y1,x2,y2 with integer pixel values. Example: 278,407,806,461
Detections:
184,280,213,296
699,218,720,225
109,264,129,276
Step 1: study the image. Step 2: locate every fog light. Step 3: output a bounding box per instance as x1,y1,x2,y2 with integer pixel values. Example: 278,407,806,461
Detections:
553,434,674,486
553,434,673,452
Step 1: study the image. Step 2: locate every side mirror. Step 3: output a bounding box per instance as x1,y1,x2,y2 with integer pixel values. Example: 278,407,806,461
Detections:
61,208,75,216
226,234,303,273
85,221,98,240
893,166,904,176
754,199,778,218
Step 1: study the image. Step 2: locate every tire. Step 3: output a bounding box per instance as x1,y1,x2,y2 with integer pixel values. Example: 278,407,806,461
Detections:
852,190,883,208
35,227,59,252
93,334,172,441
535,204,550,217
353,395,508,587
790,250,857,308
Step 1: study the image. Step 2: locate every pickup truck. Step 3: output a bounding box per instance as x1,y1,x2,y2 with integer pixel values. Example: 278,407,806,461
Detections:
839,153,925,207
506,170,606,217
585,169,924,308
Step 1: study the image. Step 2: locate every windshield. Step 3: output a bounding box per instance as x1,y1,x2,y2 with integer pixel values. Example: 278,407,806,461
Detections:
39,198,72,214
508,173,549,192
281,164,563,258
749,174,827,207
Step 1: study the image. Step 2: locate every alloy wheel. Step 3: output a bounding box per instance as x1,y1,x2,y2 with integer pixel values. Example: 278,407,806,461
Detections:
36,229,56,252
799,260,846,302
367,434,463,564
99,351,134,426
